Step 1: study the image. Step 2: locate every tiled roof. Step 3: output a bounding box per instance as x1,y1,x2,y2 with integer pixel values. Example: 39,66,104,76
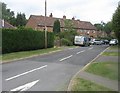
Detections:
0,19,16,29
26,15,97,30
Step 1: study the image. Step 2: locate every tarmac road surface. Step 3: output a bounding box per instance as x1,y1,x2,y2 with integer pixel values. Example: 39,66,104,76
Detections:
2,45,108,91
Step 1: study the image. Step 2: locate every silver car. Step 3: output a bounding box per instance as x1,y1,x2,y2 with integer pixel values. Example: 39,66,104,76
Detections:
109,39,118,45
94,39,102,45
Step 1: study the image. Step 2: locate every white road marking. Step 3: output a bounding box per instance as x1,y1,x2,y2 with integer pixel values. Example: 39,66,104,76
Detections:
11,80,39,91
68,48,74,50
76,50,85,54
6,65,47,81
88,47,93,50
59,55,73,62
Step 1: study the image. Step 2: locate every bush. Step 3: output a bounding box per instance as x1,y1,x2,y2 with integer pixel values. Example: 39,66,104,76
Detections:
61,38,72,46
59,30,78,46
2,28,54,54
47,32,54,48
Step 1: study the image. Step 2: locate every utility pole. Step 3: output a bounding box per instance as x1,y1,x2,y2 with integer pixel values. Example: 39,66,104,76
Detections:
45,0,47,48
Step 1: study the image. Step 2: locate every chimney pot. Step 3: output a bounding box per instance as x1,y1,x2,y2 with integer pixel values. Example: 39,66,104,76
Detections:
63,15,66,19
72,17,75,20
49,13,53,17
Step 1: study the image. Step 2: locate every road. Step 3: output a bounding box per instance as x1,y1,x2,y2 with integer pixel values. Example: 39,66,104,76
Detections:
2,45,108,91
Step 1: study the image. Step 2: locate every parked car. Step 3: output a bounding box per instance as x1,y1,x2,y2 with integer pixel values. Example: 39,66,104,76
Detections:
74,36,90,46
94,39,102,45
109,39,118,46
103,39,109,44
90,38,95,45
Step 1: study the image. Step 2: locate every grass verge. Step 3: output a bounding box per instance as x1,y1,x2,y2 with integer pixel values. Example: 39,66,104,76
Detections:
102,52,118,56
1,47,62,63
71,77,112,91
85,62,118,80
109,45,119,49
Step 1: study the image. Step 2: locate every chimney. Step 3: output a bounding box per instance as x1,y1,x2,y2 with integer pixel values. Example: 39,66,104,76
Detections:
63,15,66,19
49,13,53,17
72,17,75,20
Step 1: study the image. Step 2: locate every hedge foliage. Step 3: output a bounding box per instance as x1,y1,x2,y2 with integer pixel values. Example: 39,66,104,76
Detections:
2,29,54,54
61,38,72,46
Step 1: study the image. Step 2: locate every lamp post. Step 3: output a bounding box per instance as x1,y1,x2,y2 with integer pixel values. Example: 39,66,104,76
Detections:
45,0,47,48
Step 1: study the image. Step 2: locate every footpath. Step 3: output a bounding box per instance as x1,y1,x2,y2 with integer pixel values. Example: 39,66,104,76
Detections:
68,46,119,91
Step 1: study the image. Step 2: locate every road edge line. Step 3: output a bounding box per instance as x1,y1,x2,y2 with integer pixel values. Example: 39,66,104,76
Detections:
67,46,110,91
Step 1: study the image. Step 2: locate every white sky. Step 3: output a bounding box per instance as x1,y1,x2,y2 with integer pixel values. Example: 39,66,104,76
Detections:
1,0,119,24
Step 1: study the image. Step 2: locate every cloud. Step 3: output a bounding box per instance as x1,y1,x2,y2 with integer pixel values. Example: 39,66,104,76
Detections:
1,0,119,24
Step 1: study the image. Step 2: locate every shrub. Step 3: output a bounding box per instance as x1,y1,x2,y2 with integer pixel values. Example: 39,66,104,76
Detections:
2,28,54,54
61,38,72,46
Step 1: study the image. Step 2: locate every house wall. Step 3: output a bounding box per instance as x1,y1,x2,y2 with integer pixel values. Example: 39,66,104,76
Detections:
77,29,98,38
35,25,98,38
35,26,53,32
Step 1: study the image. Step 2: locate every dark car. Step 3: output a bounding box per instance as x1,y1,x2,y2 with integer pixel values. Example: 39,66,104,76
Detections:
103,40,109,44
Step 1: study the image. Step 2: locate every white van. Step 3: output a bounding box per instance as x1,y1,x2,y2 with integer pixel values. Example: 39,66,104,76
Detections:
74,36,90,46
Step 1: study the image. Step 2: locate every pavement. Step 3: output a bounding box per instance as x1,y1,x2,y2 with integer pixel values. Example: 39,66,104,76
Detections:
68,46,119,91
2,45,108,91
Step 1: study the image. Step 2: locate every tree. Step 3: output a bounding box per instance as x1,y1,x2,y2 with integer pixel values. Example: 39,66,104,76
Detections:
53,20,61,34
112,5,120,43
94,22,113,37
104,21,112,36
94,23,104,31
16,13,27,27
59,19,78,45
2,3,15,24
2,2,27,27
64,19,76,32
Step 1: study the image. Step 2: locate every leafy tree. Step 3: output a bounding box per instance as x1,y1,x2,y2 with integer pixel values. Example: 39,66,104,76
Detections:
16,13,27,27
2,3,15,24
59,19,78,45
53,20,60,34
94,22,113,37
64,19,76,32
104,21,112,36
112,5,120,43
2,2,27,27
94,23,104,31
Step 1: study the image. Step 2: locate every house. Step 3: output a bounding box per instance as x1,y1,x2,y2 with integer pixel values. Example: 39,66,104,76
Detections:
26,13,98,38
0,19,16,29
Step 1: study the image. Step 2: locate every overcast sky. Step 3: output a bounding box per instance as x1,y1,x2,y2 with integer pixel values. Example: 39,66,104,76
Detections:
1,0,119,24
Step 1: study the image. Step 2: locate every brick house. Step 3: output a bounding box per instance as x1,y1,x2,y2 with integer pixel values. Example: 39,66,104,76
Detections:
26,13,98,38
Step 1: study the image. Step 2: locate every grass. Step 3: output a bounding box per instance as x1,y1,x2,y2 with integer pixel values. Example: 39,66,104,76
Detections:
102,52,118,56
71,77,112,91
109,45,120,49
1,47,62,62
85,62,118,80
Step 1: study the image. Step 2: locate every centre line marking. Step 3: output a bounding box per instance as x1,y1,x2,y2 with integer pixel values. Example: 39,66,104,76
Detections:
76,50,85,54
6,65,47,81
88,47,93,50
60,55,73,62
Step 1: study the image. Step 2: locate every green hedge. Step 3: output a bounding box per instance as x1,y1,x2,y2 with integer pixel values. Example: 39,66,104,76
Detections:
2,29,54,54
61,38,73,46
